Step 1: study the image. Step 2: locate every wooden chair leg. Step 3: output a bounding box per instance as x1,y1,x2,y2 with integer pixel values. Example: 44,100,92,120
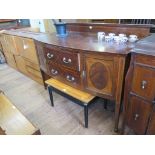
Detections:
47,86,54,107
84,105,88,128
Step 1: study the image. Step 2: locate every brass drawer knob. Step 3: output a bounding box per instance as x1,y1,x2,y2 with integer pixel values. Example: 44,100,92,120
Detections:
47,53,54,59
134,114,139,120
51,69,58,75
66,75,75,82
63,57,72,64
141,80,147,89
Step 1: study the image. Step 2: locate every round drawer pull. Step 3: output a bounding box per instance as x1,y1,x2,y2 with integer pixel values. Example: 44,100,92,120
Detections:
134,114,139,121
63,57,72,64
47,53,54,59
141,80,147,89
51,69,58,75
66,75,75,82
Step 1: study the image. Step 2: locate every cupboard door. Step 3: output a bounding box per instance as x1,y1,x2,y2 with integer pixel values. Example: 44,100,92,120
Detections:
0,34,8,53
84,55,114,97
20,38,39,64
4,52,17,69
127,95,153,134
5,35,18,55
131,65,155,101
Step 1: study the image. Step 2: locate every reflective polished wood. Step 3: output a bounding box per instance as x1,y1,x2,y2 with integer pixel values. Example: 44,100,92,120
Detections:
0,92,40,135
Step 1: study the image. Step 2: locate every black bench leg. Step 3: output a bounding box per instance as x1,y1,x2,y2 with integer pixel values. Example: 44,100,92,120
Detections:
47,86,54,107
84,105,88,128
104,99,108,109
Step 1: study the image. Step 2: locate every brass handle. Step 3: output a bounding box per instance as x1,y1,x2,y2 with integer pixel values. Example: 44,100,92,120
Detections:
51,69,58,75
141,80,147,89
63,57,72,64
134,114,139,120
47,53,54,59
66,75,75,82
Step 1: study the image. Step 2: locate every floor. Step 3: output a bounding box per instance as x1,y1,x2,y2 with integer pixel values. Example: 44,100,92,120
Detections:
0,64,121,135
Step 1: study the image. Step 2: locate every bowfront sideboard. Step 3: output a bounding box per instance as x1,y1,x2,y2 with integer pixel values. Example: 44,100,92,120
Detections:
1,23,154,133
34,23,152,132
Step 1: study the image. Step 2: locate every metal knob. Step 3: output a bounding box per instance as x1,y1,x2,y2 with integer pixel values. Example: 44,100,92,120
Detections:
47,53,54,59
134,114,139,120
66,75,75,82
63,57,72,64
51,69,58,75
141,80,147,89
152,98,155,104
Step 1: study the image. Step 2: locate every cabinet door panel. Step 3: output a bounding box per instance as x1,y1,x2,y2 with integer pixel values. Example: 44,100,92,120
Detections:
84,55,114,97
20,38,39,64
127,95,153,134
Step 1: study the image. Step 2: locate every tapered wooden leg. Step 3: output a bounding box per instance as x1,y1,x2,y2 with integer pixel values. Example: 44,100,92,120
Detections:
47,86,54,107
104,99,108,109
114,102,121,132
40,70,47,89
84,105,88,128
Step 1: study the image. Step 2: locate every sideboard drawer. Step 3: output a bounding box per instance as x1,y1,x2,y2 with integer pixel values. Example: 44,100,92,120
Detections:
131,65,155,101
62,69,81,87
58,51,79,71
48,63,62,80
126,95,153,134
44,47,59,63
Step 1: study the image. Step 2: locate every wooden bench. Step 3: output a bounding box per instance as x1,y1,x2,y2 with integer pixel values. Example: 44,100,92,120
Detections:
45,78,96,128
0,90,40,135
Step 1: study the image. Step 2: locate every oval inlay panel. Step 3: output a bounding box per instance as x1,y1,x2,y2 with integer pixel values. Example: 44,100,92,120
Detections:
89,62,108,90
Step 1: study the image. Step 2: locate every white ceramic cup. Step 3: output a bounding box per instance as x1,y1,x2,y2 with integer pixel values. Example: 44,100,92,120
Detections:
119,33,126,37
105,36,112,42
129,35,138,42
97,32,105,40
108,33,115,39
120,36,128,43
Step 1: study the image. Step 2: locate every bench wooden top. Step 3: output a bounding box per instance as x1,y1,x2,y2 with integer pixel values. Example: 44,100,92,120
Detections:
45,79,95,104
0,92,40,135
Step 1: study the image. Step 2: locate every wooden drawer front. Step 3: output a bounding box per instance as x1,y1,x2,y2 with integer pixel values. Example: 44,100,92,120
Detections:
13,36,24,55
135,54,155,67
131,65,155,101
26,66,42,78
127,95,153,134
84,56,114,97
62,69,81,87
20,38,39,64
44,47,59,63
24,60,40,71
48,63,62,80
58,51,79,71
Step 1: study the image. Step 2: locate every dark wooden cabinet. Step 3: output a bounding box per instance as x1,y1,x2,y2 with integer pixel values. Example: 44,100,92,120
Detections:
122,52,155,135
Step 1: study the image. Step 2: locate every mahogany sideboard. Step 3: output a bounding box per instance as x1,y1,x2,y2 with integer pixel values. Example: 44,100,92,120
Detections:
122,34,155,134
34,23,152,132
0,23,153,133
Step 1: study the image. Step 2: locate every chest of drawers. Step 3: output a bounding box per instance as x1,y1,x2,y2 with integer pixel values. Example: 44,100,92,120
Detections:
122,53,155,134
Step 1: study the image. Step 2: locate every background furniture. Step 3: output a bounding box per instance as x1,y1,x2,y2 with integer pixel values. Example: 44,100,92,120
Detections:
0,90,40,135
122,34,155,134
0,30,44,85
